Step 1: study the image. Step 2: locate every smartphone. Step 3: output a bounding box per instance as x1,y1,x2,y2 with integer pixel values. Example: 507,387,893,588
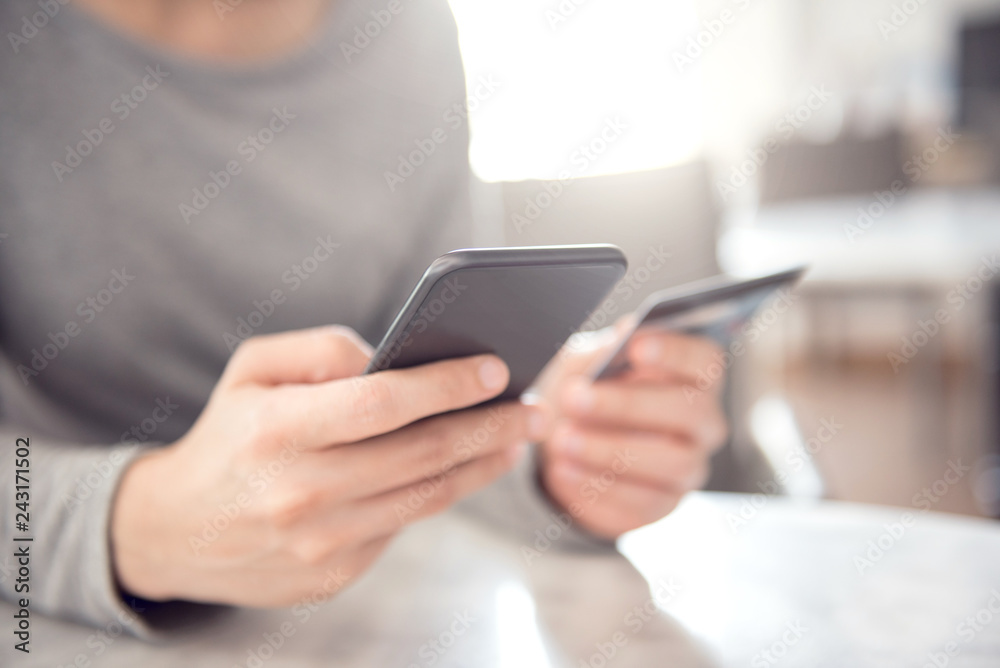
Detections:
365,245,628,401
591,267,806,380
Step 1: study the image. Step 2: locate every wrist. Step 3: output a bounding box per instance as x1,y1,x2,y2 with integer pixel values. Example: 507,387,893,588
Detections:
110,447,181,601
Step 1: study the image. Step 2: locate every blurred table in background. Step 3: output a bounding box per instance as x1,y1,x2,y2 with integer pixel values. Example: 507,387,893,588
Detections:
718,187,1000,482
5,492,1000,667
719,187,1000,286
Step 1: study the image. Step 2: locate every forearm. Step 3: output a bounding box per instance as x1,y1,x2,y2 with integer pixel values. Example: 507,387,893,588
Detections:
0,428,156,634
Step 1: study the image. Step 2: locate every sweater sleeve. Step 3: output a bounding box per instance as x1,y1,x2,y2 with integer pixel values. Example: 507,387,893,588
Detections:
0,430,164,637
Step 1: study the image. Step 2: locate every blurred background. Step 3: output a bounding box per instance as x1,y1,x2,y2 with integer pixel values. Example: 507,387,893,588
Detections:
448,0,1000,519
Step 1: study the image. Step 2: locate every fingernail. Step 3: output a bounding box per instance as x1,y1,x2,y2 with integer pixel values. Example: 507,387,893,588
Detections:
567,380,594,414
527,407,547,441
478,357,508,392
637,338,661,365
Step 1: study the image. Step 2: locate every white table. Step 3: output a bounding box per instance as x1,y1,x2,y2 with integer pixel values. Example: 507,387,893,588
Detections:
4,492,1000,667
718,187,1000,285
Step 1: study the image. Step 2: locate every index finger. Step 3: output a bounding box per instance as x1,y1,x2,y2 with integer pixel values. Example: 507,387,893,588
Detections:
272,354,510,449
627,331,724,386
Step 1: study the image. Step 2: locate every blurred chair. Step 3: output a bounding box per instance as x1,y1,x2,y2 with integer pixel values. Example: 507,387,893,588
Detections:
501,161,720,313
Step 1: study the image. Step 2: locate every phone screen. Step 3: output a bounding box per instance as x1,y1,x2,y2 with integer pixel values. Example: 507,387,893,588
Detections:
368,262,625,401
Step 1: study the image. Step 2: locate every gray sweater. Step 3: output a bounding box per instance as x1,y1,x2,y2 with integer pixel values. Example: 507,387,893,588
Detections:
0,0,608,635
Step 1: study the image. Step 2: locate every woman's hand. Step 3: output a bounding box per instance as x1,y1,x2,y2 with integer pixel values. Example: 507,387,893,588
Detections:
535,326,728,539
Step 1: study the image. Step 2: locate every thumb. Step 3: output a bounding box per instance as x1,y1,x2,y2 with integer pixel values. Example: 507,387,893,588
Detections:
221,326,373,388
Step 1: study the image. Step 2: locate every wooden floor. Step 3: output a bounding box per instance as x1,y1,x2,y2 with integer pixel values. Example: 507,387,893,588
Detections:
783,358,991,516
727,319,997,519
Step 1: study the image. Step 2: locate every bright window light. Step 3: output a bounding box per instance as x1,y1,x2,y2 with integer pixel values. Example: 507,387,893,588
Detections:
448,0,703,182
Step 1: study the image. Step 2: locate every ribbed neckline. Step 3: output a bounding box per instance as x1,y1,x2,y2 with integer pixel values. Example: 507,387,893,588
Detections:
58,1,350,87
